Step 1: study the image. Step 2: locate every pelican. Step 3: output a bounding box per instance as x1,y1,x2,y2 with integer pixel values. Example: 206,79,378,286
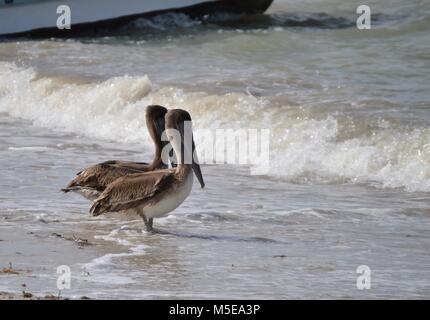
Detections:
89,109,205,232
62,105,170,201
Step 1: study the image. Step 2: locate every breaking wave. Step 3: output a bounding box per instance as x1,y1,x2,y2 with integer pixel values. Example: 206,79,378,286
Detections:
1,62,430,192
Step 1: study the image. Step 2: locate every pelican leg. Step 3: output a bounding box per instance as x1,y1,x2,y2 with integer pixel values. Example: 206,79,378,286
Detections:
142,215,153,232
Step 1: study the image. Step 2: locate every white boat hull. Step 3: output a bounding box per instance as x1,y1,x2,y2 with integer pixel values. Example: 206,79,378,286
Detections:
0,0,274,36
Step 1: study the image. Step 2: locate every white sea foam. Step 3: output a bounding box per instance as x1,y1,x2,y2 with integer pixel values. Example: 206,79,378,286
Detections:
95,233,131,247
0,62,153,145
131,12,201,30
81,244,148,285
1,62,430,192
8,146,55,152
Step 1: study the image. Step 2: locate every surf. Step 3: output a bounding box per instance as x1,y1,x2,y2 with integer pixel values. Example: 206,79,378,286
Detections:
1,62,430,192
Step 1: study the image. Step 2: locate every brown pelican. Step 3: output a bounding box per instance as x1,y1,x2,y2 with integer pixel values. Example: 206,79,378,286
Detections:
89,109,205,232
62,105,170,201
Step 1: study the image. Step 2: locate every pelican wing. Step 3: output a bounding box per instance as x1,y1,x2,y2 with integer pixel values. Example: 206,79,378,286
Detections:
100,160,150,171
89,170,174,216
62,161,149,193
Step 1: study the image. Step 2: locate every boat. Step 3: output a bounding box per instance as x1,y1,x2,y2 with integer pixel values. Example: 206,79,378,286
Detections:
0,0,274,36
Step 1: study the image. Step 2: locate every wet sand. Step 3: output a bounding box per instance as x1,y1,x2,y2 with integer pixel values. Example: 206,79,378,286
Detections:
0,291,90,300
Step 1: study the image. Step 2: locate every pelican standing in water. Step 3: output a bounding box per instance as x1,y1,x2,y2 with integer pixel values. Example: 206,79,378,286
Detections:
89,109,205,232
62,105,170,201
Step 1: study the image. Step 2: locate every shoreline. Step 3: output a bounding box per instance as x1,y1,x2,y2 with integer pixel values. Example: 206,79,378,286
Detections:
0,291,91,300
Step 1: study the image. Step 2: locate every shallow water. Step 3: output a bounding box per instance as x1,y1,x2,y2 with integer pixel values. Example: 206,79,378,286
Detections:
0,0,430,299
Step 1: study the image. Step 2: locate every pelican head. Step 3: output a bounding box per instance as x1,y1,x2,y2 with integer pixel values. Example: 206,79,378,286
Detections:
146,105,168,142
146,105,169,167
165,109,205,188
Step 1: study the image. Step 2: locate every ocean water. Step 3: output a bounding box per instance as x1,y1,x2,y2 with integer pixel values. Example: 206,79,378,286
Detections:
0,0,430,299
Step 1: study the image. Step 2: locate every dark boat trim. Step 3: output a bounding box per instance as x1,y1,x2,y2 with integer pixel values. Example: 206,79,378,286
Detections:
1,0,274,38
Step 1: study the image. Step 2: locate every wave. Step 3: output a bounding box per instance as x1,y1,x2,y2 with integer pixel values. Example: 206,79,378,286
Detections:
122,5,430,34
130,12,202,31
1,62,430,192
61,9,428,39
0,63,153,144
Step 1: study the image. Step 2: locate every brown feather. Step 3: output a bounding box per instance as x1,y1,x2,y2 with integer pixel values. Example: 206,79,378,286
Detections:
89,169,176,216
62,161,151,194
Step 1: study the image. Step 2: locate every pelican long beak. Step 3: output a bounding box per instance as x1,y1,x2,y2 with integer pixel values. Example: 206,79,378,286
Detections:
191,139,205,188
